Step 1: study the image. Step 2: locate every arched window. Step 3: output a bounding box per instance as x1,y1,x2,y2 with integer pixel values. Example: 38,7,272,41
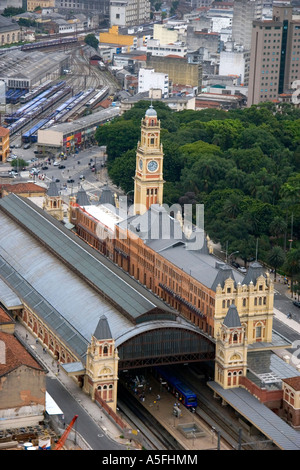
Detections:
103,345,108,356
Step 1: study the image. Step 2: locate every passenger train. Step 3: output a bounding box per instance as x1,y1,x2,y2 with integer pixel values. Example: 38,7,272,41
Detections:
154,366,197,409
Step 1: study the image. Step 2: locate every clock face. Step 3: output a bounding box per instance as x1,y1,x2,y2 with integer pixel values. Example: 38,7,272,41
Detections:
147,160,158,172
139,159,143,171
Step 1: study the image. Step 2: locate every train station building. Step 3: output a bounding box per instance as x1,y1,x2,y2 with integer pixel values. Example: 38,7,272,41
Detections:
1,105,300,448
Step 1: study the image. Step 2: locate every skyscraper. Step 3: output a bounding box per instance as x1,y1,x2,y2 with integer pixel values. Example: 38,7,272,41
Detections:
247,4,300,106
232,0,263,50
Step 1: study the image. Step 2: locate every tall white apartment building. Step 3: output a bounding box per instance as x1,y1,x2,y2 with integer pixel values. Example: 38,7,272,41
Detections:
138,68,169,98
232,0,263,50
110,0,150,27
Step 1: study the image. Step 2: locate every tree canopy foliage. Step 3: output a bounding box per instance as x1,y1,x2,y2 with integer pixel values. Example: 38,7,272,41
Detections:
95,101,300,271
84,33,99,50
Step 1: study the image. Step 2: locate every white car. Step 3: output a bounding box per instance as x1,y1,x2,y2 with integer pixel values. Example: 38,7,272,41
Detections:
238,267,247,274
30,168,40,175
53,161,60,166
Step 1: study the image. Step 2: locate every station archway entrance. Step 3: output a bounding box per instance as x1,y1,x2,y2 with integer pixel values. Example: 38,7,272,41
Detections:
117,325,215,370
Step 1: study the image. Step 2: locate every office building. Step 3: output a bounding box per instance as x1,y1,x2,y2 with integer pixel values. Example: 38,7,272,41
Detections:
232,0,263,50
247,4,300,106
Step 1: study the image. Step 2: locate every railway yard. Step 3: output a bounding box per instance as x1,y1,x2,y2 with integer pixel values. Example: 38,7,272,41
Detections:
1,40,121,154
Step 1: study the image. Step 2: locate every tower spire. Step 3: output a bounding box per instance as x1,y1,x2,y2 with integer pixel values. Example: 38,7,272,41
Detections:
133,105,165,215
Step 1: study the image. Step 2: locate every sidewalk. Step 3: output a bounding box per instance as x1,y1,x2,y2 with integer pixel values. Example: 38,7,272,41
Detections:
272,273,300,334
14,321,138,450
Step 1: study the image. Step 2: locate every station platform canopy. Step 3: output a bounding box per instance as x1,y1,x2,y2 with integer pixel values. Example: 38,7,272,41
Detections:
208,381,300,451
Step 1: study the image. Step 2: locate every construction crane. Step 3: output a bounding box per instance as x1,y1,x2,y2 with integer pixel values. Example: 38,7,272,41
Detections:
54,415,78,450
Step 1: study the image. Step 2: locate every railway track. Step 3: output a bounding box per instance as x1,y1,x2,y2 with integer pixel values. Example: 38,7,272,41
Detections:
173,365,276,450
118,383,184,451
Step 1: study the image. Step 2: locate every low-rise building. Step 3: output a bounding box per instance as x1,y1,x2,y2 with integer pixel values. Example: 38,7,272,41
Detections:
282,377,300,428
37,107,120,153
27,0,55,10
146,54,202,93
0,182,46,198
100,25,137,50
0,324,46,430
146,39,187,58
0,15,22,46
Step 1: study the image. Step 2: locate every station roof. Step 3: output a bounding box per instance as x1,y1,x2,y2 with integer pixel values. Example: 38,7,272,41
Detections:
42,107,120,135
0,50,68,83
208,381,300,450
0,277,23,310
0,195,179,360
120,205,247,291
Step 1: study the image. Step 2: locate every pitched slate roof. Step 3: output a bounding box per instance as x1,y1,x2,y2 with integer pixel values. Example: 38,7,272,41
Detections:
242,262,266,286
223,304,241,328
47,180,59,197
76,187,90,206
93,315,112,340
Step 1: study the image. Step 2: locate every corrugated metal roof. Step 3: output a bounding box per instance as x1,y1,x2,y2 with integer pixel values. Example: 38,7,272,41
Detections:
0,211,133,358
0,194,163,321
0,277,22,309
208,382,300,450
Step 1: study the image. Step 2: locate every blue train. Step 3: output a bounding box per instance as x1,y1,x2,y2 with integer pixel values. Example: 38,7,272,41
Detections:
155,366,197,409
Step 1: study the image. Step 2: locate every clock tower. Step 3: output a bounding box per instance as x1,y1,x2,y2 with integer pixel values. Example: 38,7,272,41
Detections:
133,105,164,215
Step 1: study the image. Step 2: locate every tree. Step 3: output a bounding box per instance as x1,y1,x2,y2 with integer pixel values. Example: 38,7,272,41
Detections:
84,34,99,50
222,193,241,219
267,246,285,281
2,7,25,16
108,149,136,194
95,119,139,164
283,248,300,296
11,158,28,169
269,216,287,240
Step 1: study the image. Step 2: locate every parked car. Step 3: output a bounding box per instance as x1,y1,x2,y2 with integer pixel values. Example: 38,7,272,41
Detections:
67,178,75,183
8,170,18,176
238,267,247,274
293,300,300,308
231,261,240,269
23,143,31,149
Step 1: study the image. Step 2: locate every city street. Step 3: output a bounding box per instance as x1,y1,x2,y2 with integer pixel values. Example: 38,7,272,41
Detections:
2,144,123,203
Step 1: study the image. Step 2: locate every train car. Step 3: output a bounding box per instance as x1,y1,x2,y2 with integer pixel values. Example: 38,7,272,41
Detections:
21,37,78,51
9,86,71,136
22,118,50,143
154,366,197,409
10,89,27,105
85,86,109,109
20,80,53,104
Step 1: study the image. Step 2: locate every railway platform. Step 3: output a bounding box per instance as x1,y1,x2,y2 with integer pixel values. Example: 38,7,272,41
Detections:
124,377,231,451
